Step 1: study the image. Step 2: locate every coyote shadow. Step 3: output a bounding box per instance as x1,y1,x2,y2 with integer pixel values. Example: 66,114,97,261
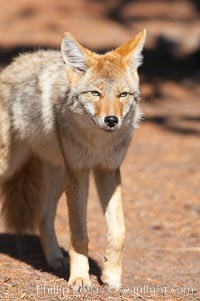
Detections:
0,233,101,282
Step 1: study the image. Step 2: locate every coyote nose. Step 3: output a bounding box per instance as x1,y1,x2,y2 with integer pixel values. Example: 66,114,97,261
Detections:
104,116,119,128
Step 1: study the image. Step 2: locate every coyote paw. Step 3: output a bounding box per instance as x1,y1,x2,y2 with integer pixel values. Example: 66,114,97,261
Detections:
48,256,69,272
101,272,121,289
68,276,91,292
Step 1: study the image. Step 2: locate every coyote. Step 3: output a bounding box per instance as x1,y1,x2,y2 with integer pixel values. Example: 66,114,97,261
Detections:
0,29,146,288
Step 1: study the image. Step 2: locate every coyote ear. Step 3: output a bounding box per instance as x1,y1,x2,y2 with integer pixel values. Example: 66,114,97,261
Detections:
61,33,89,72
115,29,147,69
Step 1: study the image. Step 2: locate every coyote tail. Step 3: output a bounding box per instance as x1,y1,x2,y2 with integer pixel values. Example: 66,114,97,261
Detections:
1,156,42,233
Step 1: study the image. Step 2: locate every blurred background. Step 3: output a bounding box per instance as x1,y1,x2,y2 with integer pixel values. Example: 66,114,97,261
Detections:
0,0,199,104
0,1,200,299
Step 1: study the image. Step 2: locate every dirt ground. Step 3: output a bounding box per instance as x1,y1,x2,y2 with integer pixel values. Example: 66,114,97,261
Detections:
0,0,200,300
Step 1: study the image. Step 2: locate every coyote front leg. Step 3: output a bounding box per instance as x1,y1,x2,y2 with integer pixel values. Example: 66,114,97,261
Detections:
65,170,91,289
94,168,126,288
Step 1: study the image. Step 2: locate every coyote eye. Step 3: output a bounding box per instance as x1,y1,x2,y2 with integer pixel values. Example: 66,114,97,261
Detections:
119,92,128,98
90,91,100,97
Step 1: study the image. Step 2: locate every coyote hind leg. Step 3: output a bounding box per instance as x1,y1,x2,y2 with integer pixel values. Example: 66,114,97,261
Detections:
38,162,66,271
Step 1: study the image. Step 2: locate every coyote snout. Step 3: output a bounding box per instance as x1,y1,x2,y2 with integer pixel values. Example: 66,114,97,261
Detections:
93,114,120,131
104,115,118,128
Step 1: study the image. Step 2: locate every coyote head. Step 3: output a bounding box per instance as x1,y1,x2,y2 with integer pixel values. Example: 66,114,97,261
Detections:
61,29,146,131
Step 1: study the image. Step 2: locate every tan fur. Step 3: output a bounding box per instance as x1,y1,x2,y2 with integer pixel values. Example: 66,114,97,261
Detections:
94,168,125,287
65,170,91,287
116,29,146,57
0,29,146,288
94,96,123,119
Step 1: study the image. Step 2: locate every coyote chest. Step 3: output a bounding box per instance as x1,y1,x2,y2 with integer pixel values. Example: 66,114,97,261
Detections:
31,120,131,171
63,129,130,170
